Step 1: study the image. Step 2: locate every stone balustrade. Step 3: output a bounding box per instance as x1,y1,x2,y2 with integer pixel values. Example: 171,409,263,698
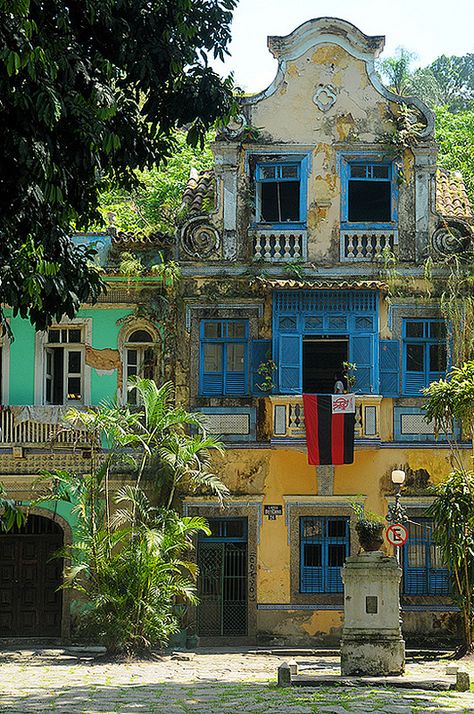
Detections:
270,395,382,441
253,230,307,261
340,229,397,261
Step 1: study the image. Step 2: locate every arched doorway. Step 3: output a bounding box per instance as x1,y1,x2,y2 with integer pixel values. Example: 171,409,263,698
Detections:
0,514,64,637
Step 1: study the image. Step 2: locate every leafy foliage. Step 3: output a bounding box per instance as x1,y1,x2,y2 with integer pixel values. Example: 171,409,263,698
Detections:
435,106,474,206
378,47,474,112
424,362,474,458
424,362,474,651
37,378,227,654
428,471,474,652
0,0,236,331
0,483,27,532
96,132,215,238
377,47,417,95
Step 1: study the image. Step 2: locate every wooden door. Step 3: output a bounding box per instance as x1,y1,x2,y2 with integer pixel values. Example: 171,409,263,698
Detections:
0,515,63,637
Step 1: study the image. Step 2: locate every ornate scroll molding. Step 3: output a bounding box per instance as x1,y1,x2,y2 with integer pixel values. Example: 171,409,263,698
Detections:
179,216,221,260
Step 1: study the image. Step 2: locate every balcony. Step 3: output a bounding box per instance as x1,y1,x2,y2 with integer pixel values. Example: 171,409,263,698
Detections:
270,395,382,441
340,229,397,261
0,407,92,446
252,229,307,262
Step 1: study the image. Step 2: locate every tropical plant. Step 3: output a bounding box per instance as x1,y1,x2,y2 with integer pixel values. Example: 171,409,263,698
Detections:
36,378,228,653
436,106,474,206
95,131,216,238
424,364,474,652
256,358,277,393
423,362,474,467
427,471,474,653
377,47,416,95
350,500,385,552
342,362,357,390
0,483,27,532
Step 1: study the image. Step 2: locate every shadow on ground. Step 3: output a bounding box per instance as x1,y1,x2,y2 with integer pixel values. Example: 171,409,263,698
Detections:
0,676,472,714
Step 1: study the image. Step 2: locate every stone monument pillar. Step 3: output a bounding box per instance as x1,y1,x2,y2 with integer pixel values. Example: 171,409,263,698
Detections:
340,550,405,676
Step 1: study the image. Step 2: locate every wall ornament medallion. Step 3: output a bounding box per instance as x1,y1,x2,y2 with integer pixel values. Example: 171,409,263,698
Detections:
313,84,337,112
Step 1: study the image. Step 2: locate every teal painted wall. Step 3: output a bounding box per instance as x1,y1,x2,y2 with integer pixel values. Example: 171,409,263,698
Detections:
7,307,134,405
79,308,132,404
8,314,36,404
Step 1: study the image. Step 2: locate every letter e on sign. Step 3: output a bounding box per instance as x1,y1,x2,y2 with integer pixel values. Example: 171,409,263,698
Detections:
386,523,408,547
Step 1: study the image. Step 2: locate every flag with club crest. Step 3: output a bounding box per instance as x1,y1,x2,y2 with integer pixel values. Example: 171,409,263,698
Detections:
302,393,356,465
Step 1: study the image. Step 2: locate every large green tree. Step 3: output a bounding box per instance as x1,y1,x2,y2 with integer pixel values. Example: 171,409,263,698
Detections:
0,0,236,333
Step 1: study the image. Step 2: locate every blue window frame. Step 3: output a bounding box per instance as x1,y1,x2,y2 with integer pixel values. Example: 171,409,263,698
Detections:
340,160,397,229
402,319,447,395
272,290,379,395
199,320,248,396
255,160,307,228
300,516,350,593
402,518,450,595
199,518,247,543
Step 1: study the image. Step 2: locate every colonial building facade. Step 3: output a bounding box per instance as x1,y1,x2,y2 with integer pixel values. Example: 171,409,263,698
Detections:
0,232,165,639
0,17,472,646
176,18,472,645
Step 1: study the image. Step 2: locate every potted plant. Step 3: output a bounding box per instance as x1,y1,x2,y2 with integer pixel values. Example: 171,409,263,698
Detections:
351,501,385,552
342,361,357,391
257,358,277,392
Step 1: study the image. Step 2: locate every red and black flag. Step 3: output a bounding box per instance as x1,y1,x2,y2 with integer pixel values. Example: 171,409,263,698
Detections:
302,394,356,465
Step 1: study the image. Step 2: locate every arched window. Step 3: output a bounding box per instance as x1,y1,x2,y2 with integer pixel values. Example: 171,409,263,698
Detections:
123,327,158,405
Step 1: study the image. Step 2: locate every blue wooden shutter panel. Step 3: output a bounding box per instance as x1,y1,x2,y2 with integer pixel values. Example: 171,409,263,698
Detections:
350,334,373,394
279,334,301,394
251,339,272,395
379,340,400,397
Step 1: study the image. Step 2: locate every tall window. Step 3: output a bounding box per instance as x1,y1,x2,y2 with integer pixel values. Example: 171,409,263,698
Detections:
403,319,447,395
341,161,396,226
300,516,350,593
124,329,156,405
44,326,84,404
256,162,303,225
402,518,450,595
200,320,248,396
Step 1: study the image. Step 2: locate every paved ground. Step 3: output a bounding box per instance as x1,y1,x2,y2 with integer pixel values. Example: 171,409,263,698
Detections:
0,648,473,713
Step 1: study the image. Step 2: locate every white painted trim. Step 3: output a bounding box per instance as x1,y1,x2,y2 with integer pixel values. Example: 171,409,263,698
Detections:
34,318,92,406
240,17,434,138
117,318,162,405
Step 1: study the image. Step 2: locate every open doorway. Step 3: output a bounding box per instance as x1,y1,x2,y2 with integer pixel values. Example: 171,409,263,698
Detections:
303,337,348,393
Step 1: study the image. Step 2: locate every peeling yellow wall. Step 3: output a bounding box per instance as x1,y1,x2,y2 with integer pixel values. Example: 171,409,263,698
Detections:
234,40,429,265
212,443,456,612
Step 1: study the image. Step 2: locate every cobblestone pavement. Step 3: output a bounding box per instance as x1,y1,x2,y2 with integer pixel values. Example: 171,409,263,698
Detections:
0,648,473,713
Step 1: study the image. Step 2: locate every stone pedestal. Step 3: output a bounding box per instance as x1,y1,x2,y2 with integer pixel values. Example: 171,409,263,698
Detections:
340,550,405,676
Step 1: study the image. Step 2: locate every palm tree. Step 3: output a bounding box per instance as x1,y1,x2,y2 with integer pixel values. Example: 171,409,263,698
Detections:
36,378,228,653
378,47,416,96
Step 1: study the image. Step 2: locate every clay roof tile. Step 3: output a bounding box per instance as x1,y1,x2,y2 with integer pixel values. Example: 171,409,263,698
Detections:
436,168,472,220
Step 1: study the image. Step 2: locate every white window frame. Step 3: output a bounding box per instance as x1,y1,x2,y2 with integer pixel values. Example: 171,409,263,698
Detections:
119,322,161,405
34,318,92,406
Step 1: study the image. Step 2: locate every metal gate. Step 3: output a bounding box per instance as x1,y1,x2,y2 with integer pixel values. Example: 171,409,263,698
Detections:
197,518,247,637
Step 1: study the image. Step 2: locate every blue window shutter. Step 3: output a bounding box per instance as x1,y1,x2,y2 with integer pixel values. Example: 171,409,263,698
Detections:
278,334,301,394
403,566,427,595
251,339,272,395
404,371,426,396
350,335,373,394
225,370,246,395
379,340,400,397
201,372,224,395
